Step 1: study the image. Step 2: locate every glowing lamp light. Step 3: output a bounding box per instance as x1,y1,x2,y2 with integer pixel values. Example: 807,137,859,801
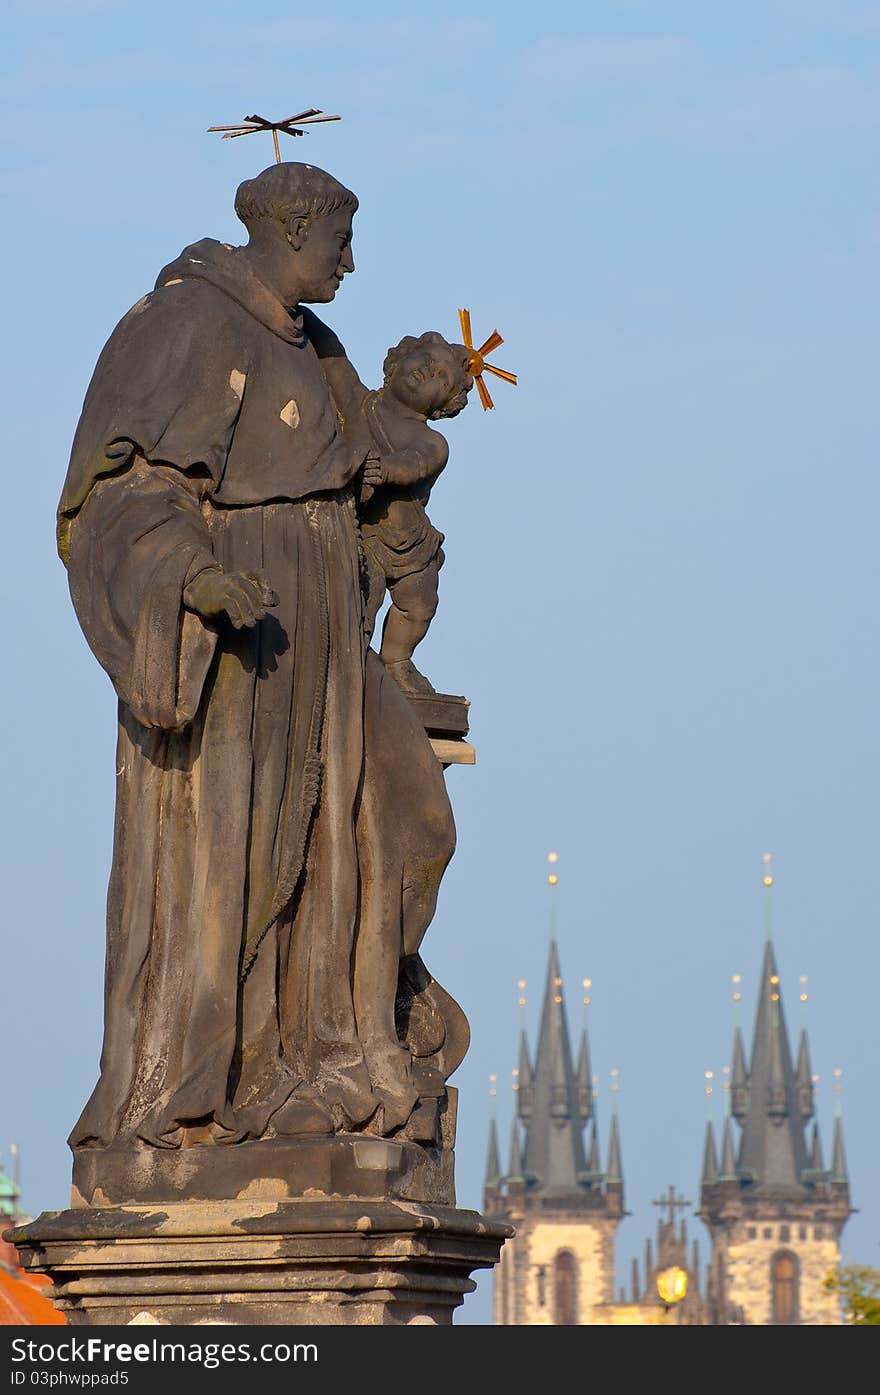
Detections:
657,1266,688,1306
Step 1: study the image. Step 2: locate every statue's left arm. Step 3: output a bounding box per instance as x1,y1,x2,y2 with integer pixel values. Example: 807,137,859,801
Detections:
301,307,370,438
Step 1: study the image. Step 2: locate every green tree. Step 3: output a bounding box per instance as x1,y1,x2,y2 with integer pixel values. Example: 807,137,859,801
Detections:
825,1265,880,1325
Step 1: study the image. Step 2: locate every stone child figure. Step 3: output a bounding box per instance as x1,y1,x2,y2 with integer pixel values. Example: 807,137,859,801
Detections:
357,332,473,695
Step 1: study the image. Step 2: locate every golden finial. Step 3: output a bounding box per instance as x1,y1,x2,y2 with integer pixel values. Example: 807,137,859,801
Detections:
457,308,518,411
582,976,591,1008
762,851,773,887
208,109,341,164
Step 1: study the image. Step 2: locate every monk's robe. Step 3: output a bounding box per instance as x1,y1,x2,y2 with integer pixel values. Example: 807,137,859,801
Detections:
58,240,455,1148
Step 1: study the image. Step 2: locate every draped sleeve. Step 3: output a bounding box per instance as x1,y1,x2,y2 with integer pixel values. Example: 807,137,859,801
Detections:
57,279,247,563
66,460,219,730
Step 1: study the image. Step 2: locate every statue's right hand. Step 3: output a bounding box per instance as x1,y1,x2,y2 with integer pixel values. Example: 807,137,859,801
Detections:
183,569,279,629
362,451,387,487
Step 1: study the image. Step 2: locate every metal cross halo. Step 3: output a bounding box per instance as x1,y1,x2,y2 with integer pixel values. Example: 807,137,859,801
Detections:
208,110,342,164
458,309,518,411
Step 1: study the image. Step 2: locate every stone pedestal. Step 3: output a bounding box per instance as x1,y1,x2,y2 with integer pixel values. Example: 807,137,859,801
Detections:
10,1104,511,1326
11,1199,510,1326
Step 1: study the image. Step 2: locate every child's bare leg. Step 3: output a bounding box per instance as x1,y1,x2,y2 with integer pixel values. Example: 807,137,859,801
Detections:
380,558,441,694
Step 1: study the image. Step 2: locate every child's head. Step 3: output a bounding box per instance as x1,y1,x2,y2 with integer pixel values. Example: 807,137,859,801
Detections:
382,332,473,420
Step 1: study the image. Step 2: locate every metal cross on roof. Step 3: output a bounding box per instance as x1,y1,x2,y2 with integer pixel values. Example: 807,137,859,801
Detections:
208,110,342,164
652,1184,691,1225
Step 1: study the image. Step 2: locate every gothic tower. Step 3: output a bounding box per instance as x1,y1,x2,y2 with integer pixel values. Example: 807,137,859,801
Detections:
698,864,852,1325
484,885,625,1325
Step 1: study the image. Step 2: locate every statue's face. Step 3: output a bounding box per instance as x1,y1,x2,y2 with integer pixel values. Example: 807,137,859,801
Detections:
290,209,354,302
390,347,472,419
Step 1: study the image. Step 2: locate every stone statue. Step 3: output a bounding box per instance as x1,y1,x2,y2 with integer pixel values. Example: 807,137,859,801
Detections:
11,153,511,1326
56,162,468,1165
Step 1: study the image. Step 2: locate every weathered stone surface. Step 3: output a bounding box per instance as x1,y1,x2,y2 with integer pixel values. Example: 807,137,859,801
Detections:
71,1130,456,1210
11,1200,511,1327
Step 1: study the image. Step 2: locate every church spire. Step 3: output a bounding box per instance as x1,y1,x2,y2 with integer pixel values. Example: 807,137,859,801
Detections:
586,1119,601,1178
719,1115,738,1180
484,1113,501,1195
830,1069,849,1188
736,936,810,1187
730,1027,749,1120
809,1121,825,1174
831,1116,848,1185
701,1121,718,1186
507,1114,525,1183
795,1029,815,1120
520,862,589,1193
576,1026,593,1124
730,861,810,1190
606,1109,624,1218
516,1026,533,1123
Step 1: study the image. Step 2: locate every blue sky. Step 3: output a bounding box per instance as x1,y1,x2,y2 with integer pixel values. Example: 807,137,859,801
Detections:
3,0,880,1324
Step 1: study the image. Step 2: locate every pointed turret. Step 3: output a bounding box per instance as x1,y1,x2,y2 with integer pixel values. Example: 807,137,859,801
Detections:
507,1114,525,1184
587,1120,601,1177
701,1122,718,1185
516,1030,533,1124
736,939,810,1190
644,1236,654,1286
730,1028,749,1120
520,937,588,1192
810,1121,825,1175
606,1112,623,1183
484,1116,501,1203
795,1031,814,1120
630,1257,640,1302
576,1030,593,1124
605,1110,625,1217
719,1116,738,1180
831,1116,849,1186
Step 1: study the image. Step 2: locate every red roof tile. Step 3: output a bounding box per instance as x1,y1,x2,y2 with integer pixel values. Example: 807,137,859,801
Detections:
0,1265,66,1324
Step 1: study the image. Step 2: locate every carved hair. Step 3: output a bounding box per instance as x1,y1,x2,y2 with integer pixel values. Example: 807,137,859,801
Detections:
235,162,358,231
383,332,469,385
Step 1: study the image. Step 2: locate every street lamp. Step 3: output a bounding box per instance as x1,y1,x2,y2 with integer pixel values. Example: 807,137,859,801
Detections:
656,1265,688,1318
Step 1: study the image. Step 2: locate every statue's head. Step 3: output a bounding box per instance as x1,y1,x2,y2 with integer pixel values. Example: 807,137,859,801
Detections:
382,332,473,420
235,162,358,303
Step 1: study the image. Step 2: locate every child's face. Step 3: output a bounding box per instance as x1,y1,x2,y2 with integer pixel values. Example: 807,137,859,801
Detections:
392,348,472,419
